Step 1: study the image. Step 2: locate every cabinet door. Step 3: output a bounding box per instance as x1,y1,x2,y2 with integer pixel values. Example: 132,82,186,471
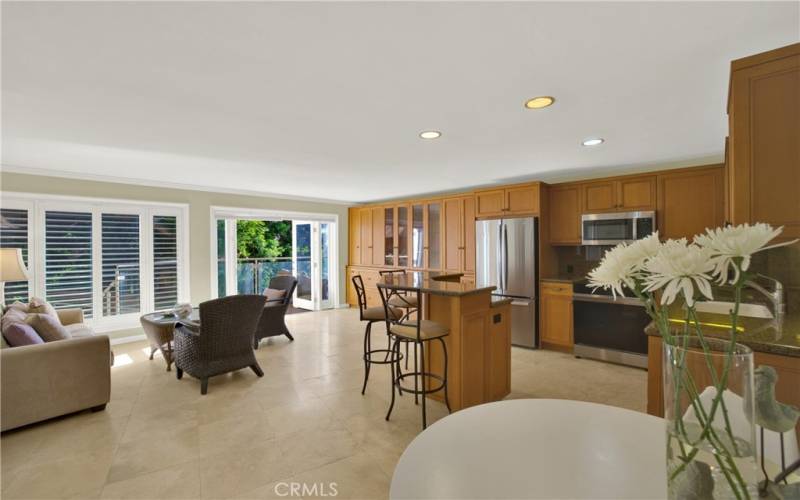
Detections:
359,208,372,265
506,184,539,215
443,198,463,272
383,206,396,266
583,181,617,212
618,176,656,211
540,290,573,348
463,196,476,273
411,204,425,269
548,185,582,244
349,209,361,265
397,205,410,268
427,202,442,270
730,50,800,239
371,207,384,266
485,306,511,402
475,190,505,217
346,267,358,307
658,167,724,240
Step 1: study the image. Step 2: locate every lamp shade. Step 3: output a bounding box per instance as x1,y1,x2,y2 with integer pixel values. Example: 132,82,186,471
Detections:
0,248,30,282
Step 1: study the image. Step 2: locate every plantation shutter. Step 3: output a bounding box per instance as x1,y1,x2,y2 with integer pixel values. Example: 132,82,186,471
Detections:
0,208,30,303
153,215,179,309
101,213,141,316
45,211,94,318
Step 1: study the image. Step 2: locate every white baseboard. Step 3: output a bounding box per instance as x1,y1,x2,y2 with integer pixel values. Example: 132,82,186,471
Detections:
335,303,352,309
110,334,146,346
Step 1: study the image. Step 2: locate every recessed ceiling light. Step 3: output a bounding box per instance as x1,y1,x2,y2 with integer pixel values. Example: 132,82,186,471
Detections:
582,138,604,147
419,130,442,140
524,96,555,109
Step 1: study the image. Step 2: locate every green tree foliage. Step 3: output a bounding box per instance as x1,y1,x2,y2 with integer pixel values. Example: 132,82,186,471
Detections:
236,220,292,259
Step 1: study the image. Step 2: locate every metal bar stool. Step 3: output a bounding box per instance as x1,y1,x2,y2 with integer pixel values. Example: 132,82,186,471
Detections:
378,269,418,369
378,283,450,430
352,275,403,395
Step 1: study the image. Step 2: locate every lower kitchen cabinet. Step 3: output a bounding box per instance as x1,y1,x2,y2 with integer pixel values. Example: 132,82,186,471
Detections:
485,304,511,401
346,266,383,308
540,281,573,351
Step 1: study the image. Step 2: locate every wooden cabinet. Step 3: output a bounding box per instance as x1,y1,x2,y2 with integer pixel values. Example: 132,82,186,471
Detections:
349,208,361,265
409,201,443,270
657,166,724,240
475,183,540,217
548,184,582,245
485,304,511,402
345,266,382,308
359,208,372,266
728,43,800,240
443,196,477,273
540,281,573,350
582,176,656,213
371,207,384,266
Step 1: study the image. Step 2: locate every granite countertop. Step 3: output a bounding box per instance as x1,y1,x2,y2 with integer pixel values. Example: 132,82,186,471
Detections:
378,271,496,297
540,276,584,284
644,304,800,358
491,297,513,308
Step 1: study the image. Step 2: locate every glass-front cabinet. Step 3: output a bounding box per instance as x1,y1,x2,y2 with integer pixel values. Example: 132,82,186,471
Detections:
427,202,441,269
384,207,394,266
369,200,442,271
411,204,425,268
397,205,409,267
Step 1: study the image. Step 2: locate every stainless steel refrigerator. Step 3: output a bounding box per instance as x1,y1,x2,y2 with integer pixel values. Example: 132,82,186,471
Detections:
475,217,538,348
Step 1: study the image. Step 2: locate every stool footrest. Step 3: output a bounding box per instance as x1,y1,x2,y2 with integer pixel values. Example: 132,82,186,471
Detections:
364,349,403,365
395,372,446,395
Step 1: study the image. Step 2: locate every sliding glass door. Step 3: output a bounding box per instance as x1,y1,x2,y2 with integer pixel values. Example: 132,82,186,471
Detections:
292,221,333,310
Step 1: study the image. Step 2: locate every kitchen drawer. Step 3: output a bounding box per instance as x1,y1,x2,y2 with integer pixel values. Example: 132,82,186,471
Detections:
540,281,573,296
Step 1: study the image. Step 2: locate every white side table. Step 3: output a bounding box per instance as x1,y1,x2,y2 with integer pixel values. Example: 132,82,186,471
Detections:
390,399,667,499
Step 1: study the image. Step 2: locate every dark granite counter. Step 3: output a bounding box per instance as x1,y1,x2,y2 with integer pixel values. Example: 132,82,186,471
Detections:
377,271,495,297
644,304,800,358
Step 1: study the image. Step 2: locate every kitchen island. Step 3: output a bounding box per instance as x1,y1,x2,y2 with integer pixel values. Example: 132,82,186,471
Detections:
378,271,512,411
645,305,800,445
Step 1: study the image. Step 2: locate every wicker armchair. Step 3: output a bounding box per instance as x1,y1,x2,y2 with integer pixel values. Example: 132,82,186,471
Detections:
174,295,266,394
253,275,298,348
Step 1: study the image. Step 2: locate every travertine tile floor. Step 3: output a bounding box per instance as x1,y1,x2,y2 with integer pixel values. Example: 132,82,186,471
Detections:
0,308,646,499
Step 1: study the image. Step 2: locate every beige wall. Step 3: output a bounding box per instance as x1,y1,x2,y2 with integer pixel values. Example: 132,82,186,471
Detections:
0,171,350,340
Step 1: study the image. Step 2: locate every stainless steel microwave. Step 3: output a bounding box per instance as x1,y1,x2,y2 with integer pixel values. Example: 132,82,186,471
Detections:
581,211,656,245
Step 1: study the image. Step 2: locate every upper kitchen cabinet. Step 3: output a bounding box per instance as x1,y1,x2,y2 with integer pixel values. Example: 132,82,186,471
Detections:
410,200,443,270
475,183,540,218
359,207,373,265
548,183,582,245
582,176,656,213
658,166,725,240
443,196,477,274
371,206,385,266
728,43,800,240
349,208,361,266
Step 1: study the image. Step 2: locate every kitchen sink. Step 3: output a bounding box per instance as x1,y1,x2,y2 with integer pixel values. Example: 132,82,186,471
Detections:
693,301,774,319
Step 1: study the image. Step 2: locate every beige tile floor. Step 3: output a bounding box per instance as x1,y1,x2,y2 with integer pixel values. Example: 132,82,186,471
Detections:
0,308,646,500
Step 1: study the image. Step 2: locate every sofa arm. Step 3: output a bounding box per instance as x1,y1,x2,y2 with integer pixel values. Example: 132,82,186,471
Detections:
1,336,111,432
56,308,85,326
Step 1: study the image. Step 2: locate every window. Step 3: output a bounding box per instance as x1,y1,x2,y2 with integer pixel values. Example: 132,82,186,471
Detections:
0,208,30,304
45,211,94,318
153,215,178,309
101,213,141,316
0,194,188,331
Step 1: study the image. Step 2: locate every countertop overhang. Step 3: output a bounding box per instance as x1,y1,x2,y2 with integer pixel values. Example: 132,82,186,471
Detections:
377,271,496,297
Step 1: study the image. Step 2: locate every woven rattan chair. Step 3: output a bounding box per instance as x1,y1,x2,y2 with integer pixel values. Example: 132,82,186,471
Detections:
140,314,175,371
174,295,266,395
254,275,298,348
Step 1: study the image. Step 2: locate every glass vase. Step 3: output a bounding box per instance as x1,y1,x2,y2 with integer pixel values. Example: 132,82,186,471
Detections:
663,337,758,499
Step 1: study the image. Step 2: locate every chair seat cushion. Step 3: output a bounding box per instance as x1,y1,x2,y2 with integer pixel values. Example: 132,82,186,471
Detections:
387,295,418,308
263,288,286,301
390,320,449,340
362,306,402,321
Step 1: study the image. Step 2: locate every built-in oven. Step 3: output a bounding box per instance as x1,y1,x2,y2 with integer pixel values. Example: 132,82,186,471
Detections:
572,281,650,368
581,211,656,246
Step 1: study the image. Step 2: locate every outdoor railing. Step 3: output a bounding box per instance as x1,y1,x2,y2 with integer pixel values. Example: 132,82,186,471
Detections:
236,257,305,295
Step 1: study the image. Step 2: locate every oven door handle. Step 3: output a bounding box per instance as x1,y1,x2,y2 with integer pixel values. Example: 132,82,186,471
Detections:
572,292,645,307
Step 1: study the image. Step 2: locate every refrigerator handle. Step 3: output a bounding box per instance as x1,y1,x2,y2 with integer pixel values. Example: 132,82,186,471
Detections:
497,222,504,293
503,223,509,293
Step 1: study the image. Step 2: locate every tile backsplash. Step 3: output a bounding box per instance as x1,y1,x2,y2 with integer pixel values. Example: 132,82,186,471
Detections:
553,243,800,313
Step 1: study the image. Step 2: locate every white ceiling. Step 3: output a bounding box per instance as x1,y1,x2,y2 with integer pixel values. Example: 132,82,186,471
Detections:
2,2,798,203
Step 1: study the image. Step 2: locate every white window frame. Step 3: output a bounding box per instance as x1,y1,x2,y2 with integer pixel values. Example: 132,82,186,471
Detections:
1,192,190,333
209,205,339,308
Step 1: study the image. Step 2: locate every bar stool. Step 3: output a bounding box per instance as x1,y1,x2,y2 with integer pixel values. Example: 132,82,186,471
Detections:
352,275,403,395
378,269,418,369
378,284,450,430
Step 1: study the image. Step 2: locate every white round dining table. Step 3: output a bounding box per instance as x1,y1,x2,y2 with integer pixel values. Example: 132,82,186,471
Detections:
390,399,668,499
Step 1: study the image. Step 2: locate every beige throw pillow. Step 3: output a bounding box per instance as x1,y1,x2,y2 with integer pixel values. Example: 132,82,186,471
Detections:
263,288,287,301
28,297,61,323
26,313,71,342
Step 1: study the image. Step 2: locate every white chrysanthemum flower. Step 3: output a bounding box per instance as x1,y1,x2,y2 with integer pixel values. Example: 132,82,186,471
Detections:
587,233,663,298
694,223,797,284
642,239,715,306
